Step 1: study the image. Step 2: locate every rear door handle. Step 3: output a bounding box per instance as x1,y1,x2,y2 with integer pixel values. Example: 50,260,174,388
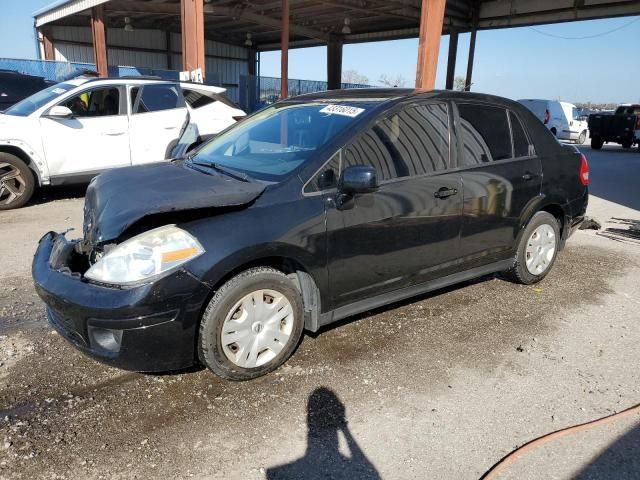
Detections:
434,187,458,199
522,172,534,181
103,131,125,136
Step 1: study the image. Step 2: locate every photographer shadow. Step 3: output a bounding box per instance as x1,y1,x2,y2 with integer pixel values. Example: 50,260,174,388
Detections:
267,387,381,480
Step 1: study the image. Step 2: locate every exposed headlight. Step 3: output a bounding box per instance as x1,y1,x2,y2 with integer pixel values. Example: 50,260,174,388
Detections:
85,225,204,285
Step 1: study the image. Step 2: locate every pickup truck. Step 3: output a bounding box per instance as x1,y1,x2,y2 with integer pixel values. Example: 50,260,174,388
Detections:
588,104,640,151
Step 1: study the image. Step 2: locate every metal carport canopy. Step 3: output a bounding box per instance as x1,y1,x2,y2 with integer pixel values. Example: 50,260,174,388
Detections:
33,0,640,95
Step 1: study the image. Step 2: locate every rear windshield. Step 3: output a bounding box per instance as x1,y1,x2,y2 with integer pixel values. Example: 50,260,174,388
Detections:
182,89,240,110
192,102,376,181
4,82,76,117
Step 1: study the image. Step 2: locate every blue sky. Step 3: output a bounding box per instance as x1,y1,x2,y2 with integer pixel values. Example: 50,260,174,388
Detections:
2,1,639,104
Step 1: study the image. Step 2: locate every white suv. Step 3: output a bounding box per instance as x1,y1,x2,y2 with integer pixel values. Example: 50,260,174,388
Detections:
0,77,245,210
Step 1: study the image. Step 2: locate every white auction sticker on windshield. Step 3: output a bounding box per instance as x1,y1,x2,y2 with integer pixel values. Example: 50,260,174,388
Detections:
319,104,365,118
52,88,67,94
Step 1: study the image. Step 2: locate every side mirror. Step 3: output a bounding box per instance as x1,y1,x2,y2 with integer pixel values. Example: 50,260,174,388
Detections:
46,105,73,119
338,165,378,195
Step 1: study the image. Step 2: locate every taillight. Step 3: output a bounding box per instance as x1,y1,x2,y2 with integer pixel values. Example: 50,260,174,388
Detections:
544,109,550,125
636,117,640,129
579,154,589,186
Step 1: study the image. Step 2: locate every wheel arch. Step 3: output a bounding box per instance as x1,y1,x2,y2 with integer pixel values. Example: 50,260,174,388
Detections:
0,144,43,185
199,253,324,333
516,197,568,252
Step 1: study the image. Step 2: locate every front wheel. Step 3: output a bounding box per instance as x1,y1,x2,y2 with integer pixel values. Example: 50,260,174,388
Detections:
198,267,305,380
0,153,35,210
505,212,560,285
577,130,587,144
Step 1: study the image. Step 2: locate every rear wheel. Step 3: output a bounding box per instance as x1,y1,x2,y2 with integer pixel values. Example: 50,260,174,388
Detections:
550,127,557,137
591,136,603,150
0,153,35,210
198,267,305,381
622,140,632,149
505,212,560,285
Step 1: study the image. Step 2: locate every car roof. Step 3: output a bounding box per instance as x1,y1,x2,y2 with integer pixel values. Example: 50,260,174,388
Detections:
287,88,522,107
67,77,177,87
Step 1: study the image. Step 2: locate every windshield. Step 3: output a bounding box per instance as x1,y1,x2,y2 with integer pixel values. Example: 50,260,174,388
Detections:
191,102,374,181
4,82,77,117
571,107,582,121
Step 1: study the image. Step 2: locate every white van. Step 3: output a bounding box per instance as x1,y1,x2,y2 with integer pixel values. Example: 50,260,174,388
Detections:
518,99,588,144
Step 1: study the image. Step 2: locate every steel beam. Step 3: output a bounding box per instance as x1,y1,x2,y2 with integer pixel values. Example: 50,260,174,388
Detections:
445,29,458,89
327,36,343,90
415,0,446,90
465,0,479,91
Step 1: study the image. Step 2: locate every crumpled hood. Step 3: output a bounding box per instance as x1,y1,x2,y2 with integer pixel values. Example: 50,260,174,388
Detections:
83,161,265,245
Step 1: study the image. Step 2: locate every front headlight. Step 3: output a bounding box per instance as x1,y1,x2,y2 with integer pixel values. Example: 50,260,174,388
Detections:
85,225,204,285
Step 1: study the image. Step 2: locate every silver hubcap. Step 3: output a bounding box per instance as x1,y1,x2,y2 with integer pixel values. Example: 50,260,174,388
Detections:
525,224,556,275
221,289,294,368
0,163,26,206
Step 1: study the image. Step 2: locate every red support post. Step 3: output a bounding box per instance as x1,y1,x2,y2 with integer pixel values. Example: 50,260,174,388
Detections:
41,27,55,60
181,0,206,80
90,6,108,77
415,0,447,90
281,0,290,99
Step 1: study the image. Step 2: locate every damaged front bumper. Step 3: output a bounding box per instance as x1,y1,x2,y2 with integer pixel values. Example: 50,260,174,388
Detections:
32,232,211,372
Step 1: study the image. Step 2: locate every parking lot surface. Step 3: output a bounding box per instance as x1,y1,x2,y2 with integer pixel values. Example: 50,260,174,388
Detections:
1,144,639,479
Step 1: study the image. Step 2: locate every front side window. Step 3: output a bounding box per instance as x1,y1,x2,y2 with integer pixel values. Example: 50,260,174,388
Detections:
343,103,450,182
458,104,512,166
192,102,375,181
61,88,121,117
131,84,184,114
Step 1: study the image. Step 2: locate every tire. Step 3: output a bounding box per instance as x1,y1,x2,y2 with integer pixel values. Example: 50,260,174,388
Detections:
0,153,35,210
577,130,587,145
505,212,561,285
591,136,603,150
550,127,557,137
622,141,632,149
198,267,305,381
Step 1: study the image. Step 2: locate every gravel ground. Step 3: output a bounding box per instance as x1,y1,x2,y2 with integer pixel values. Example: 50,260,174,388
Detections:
0,145,639,479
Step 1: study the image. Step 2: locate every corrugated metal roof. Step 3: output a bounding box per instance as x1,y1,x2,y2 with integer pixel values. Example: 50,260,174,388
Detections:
35,0,111,27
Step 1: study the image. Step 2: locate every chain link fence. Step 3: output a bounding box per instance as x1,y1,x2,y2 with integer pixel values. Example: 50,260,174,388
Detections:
0,58,371,112
256,76,370,107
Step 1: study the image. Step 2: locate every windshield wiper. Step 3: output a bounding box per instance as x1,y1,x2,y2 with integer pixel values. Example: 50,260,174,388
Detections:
188,159,250,182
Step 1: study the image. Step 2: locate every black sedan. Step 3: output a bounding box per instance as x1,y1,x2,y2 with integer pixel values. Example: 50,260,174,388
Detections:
33,89,589,380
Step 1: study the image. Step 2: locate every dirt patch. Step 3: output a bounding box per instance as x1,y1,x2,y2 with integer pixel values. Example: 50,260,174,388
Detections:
0,244,631,479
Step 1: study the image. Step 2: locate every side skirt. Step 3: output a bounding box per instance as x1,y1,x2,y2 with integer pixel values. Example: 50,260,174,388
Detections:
314,259,514,332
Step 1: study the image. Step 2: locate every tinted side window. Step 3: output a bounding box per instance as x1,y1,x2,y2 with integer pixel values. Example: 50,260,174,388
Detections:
305,151,341,193
458,104,512,166
132,84,184,114
510,111,530,158
62,88,120,118
343,103,450,181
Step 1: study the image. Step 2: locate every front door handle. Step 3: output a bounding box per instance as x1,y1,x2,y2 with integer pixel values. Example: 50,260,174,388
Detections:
522,172,535,181
434,187,458,199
